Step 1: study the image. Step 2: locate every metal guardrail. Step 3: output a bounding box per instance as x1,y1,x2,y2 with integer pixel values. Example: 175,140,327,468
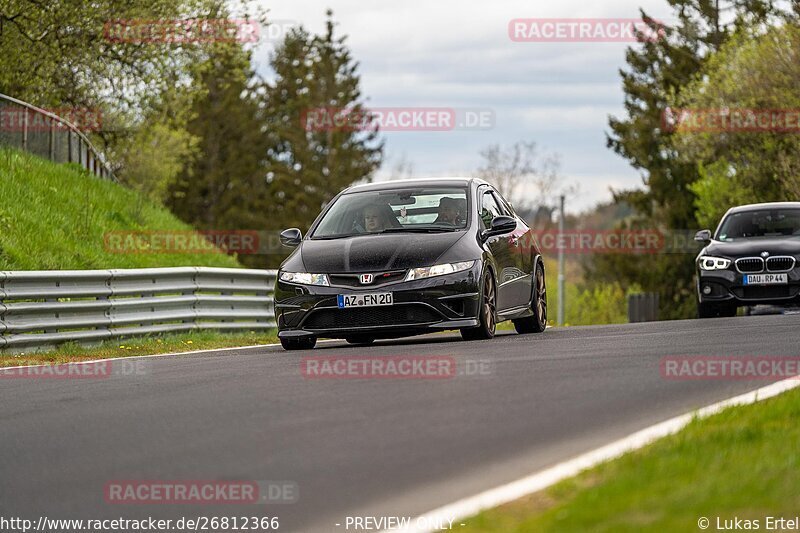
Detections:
0,267,276,352
0,92,115,180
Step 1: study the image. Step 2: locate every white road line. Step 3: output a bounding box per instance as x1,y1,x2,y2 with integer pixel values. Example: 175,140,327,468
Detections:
0,339,338,371
394,376,800,533
0,343,280,371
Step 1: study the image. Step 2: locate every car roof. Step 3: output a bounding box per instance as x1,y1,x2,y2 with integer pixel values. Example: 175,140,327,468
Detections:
343,177,488,193
726,202,800,214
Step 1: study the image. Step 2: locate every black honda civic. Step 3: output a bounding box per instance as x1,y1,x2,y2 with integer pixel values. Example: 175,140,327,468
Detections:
274,177,547,350
695,202,800,318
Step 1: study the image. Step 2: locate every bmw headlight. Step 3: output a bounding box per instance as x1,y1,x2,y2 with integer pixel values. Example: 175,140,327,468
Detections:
698,256,731,270
404,260,475,281
279,271,330,286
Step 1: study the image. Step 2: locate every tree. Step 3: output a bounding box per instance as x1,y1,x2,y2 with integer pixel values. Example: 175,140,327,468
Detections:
0,0,220,117
676,24,800,228
262,11,383,237
596,0,789,319
167,41,270,236
116,121,198,220
475,140,565,212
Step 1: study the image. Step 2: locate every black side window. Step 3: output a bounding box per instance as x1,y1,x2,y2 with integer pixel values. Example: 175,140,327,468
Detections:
491,190,512,216
480,191,503,228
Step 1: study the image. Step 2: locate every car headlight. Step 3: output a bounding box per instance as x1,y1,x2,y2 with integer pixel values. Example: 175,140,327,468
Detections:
279,271,330,286
404,260,475,281
698,256,731,270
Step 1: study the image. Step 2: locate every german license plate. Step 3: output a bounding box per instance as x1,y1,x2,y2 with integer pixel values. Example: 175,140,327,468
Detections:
337,293,394,308
743,273,788,285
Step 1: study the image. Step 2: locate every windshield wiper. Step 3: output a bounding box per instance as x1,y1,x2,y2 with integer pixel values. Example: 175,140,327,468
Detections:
312,227,460,239
379,227,460,233
311,234,359,240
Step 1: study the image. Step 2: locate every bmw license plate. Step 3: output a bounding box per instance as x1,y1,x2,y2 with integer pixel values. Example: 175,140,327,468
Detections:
743,273,788,285
337,293,394,308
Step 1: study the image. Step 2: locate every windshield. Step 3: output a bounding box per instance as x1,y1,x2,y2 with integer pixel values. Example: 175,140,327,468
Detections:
311,187,469,238
716,209,800,240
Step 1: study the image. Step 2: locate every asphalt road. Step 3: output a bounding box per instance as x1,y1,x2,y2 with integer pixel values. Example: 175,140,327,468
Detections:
2,315,799,532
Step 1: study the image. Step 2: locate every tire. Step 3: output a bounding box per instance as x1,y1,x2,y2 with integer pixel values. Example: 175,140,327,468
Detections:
460,267,497,341
280,336,317,350
513,262,547,334
345,336,375,345
698,302,737,318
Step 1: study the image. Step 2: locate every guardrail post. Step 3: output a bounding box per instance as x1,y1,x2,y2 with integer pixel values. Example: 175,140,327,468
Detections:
22,107,28,151
49,117,55,160
190,267,200,331
628,293,660,323
44,294,57,334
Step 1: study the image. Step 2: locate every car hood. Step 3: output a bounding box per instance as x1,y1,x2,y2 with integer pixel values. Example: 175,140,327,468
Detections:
299,232,466,273
704,236,800,257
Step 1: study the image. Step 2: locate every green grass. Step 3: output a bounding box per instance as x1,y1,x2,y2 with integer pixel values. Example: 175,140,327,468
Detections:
0,147,241,270
463,386,800,532
496,260,628,330
0,329,280,367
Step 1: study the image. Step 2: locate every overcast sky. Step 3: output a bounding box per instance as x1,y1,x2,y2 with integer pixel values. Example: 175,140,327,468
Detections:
250,0,675,213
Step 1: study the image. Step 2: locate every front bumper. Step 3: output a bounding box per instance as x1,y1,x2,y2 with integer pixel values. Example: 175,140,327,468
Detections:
697,268,800,306
275,264,481,339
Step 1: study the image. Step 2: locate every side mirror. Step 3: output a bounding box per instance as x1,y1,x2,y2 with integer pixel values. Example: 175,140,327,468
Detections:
280,228,302,247
694,229,712,243
482,216,517,240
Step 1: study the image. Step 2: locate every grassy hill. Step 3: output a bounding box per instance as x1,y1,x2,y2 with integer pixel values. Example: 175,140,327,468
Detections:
0,148,241,270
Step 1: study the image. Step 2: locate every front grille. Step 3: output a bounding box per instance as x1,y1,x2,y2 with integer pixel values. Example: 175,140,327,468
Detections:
766,256,796,272
732,285,798,300
302,305,441,330
735,257,764,273
328,270,407,288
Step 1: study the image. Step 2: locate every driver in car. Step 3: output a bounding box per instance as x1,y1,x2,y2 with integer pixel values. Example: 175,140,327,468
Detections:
434,197,464,225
